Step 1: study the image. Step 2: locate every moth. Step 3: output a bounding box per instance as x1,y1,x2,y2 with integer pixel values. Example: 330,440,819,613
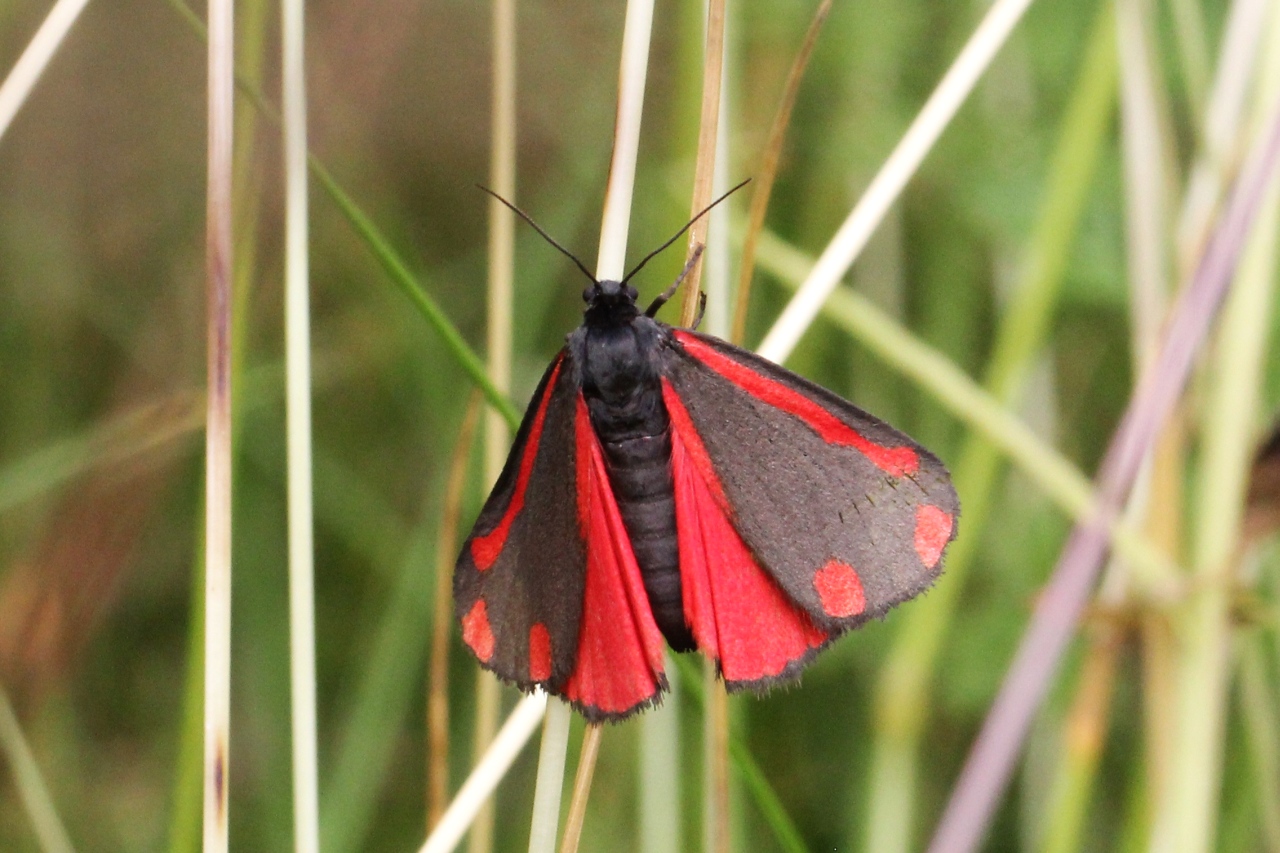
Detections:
455,186,959,721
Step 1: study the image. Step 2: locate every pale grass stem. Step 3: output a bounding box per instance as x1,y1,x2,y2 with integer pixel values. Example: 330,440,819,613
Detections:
703,43,732,339
756,0,1037,365
527,702,572,853
0,0,91,144
203,0,234,846
639,681,682,853
595,0,655,280
676,0,725,327
282,0,318,847
557,724,603,853
1174,0,1270,275
1116,0,1183,821
485,0,517,499
1117,0,1174,359
421,694,550,853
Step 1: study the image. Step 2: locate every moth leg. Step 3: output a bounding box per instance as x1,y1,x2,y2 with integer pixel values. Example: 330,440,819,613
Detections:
691,292,707,330
645,243,706,317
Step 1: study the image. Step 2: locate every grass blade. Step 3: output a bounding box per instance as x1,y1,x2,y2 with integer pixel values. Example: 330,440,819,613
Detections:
594,0,655,280
676,0,726,326
0,0,92,144
202,0,235,843
557,724,602,853
308,161,520,430
0,685,75,853
525,702,572,853
421,694,549,853
1237,635,1280,852
730,0,831,346
281,0,318,844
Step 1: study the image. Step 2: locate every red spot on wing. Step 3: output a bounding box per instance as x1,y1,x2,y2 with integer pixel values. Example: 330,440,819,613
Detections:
675,333,918,477
462,599,495,662
562,397,666,716
664,382,827,684
813,560,866,617
529,623,552,682
470,358,566,571
914,505,953,569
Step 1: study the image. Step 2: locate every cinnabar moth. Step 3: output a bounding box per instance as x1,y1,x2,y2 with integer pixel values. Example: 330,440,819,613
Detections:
455,185,959,721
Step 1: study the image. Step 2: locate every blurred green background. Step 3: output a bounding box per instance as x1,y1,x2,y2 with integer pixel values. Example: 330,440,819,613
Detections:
2,0,1277,851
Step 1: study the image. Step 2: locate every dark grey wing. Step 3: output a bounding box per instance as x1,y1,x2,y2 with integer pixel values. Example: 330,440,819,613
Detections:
453,351,585,692
664,329,959,633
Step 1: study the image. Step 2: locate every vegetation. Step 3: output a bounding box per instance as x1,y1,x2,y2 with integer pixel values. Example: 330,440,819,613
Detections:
0,0,1277,851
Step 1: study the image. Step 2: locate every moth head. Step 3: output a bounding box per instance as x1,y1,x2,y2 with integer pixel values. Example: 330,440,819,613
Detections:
584,279,638,307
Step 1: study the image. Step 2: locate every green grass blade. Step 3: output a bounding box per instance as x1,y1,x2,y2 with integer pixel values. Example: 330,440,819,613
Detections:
0,686,76,853
308,160,520,430
0,397,202,516
1238,633,1280,851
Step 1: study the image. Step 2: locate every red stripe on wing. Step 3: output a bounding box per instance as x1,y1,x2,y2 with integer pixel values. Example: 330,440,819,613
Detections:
470,357,566,571
674,332,919,477
562,396,667,717
663,382,827,684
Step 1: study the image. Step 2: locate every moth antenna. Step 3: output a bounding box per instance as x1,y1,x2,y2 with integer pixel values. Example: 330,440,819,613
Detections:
477,185,598,286
621,178,751,286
